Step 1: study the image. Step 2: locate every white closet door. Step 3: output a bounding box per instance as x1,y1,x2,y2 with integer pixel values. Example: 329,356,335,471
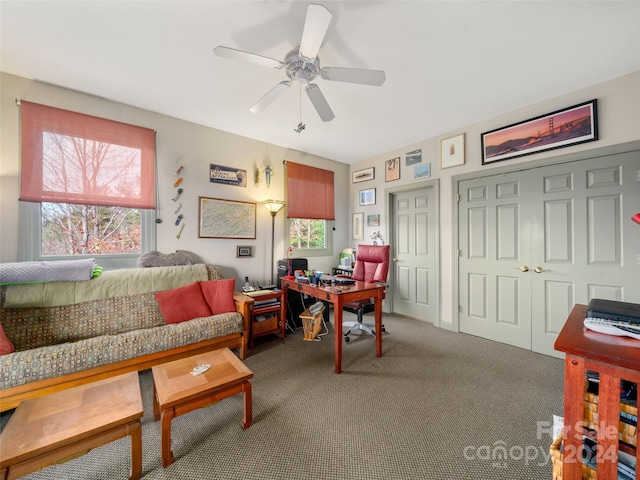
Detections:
458,149,640,356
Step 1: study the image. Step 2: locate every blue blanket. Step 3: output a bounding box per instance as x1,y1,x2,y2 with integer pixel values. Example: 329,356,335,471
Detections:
0,259,100,284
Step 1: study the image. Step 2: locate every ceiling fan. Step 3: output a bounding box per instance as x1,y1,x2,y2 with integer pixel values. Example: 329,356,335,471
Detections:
214,3,386,122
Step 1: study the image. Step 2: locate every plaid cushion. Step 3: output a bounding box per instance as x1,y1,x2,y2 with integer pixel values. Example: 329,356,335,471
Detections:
0,311,243,390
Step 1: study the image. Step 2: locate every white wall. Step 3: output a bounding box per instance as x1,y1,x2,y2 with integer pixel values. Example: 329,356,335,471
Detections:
348,71,640,328
0,73,350,285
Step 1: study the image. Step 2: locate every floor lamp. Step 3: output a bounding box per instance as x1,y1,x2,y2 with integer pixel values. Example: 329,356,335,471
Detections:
262,199,286,285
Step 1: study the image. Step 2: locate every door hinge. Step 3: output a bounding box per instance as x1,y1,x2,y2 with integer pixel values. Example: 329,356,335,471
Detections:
456,194,461,202
458,304,463,313
457,249,461,257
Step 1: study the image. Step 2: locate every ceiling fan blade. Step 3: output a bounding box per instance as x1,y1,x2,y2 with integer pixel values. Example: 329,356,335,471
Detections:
305,83,335,122
214,46,284,70
320,67,386,86
299,4,332,61
249,81,291,113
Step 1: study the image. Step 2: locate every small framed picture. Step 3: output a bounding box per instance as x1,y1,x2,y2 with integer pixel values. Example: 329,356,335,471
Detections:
441,133,465,169
352,213,364,240
414,163,431,179
236,245,254,257
359,188,376,206
352,167,375,183
385,157,400,182
367,214,380,227
405,149,422,166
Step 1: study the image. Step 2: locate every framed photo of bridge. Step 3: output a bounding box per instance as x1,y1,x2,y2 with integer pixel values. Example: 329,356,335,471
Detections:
481,99,598,165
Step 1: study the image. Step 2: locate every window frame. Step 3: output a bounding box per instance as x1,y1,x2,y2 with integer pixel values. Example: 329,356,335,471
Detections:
287,218,333,257
19,201,156,270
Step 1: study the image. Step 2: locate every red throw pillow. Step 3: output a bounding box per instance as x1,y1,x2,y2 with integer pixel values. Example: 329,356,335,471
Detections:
154,282,212,324
0,323,15,355
200,278,236,315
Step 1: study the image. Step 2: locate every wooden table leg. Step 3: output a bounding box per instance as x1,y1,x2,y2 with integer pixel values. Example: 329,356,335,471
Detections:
160,408,175,467
128,421,142,480
153,383,160,421
334,299,343,374
375,293,383,357
241,381,252,429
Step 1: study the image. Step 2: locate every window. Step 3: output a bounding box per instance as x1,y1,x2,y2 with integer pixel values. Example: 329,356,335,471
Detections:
285,162,335,256
19,101,156,267
289,219,328,249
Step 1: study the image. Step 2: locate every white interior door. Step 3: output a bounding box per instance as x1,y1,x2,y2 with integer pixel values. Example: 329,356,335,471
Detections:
530,151,640,355
458,172,534,349
458,147,640,356
391,184,439,323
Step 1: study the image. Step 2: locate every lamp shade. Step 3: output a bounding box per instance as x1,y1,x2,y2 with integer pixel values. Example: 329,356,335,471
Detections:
262,199,285,214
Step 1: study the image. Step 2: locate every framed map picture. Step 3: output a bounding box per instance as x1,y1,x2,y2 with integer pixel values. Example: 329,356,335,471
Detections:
198,197,256,239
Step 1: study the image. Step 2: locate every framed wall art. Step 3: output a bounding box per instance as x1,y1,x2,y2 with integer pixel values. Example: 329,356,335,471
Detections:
198,197,256,239
441,133,465,169
236,245,254,257
209,163,247,187
367,214,380,227
352,167,375,183
359,188,376,206
481,99,598,165
405,149,422,166
385,157,400,182
352,213,364,240
414,163,431,179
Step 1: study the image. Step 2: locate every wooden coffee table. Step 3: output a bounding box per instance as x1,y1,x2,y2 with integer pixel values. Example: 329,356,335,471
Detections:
0,372,143,480
151,347,253,467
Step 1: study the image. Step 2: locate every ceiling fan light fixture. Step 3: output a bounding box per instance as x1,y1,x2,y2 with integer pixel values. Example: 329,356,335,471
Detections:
214,2,385,122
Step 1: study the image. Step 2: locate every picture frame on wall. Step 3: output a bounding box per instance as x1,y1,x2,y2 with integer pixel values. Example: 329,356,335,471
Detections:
236,245,254,257
405,149,422,166
198,196,256,239
352,167,375,183
367,214,380,227
481,99,598,165
385,157,400,182
352,213,364,240
359,188,376,206
441,133,465,169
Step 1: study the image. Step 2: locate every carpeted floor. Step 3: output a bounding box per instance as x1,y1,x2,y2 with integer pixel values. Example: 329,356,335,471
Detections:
0,313,565,479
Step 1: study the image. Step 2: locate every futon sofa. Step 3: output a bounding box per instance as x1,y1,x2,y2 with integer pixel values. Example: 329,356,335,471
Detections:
0,264,252,411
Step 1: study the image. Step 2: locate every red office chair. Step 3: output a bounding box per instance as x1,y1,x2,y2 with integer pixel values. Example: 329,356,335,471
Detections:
341,244,390,342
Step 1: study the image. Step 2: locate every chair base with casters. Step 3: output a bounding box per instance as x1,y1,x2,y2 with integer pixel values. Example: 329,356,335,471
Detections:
342,301,385,342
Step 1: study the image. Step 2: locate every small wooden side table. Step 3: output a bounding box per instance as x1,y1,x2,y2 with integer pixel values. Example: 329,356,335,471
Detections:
244,289,286,348
152,348,253,467
554,304,640,480
0,372,143,480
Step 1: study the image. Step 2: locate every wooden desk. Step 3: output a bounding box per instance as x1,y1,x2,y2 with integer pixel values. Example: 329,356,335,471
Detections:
281,278,385,374
554,304,640,480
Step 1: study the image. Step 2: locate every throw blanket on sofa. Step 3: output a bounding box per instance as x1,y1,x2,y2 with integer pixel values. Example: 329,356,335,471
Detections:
2,263,210,308
0,258,99,284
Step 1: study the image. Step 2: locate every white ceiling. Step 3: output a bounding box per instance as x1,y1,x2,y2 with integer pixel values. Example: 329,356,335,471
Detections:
2,1,639,165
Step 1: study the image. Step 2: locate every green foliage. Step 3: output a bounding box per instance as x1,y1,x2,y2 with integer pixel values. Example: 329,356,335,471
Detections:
41,202,141,256
289,219,326,249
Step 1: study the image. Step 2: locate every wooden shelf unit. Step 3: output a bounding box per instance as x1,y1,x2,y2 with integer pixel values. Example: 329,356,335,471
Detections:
246,290,286,348
554,304,639,480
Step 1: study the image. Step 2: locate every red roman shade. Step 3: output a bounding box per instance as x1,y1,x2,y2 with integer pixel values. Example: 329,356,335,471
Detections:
20,101,156,209
286,161,335,220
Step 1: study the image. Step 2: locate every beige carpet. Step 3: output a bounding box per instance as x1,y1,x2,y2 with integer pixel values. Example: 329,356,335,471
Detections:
0,312,565,479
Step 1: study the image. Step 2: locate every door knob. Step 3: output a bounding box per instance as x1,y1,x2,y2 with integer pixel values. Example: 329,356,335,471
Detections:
534,266,545,273
392,257,399,262
517,266,529,272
